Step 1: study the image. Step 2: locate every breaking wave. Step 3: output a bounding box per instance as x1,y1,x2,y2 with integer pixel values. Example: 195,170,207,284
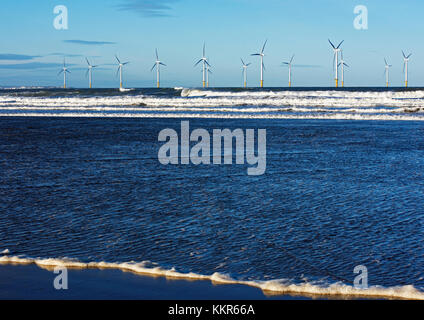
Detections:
1,88,424,120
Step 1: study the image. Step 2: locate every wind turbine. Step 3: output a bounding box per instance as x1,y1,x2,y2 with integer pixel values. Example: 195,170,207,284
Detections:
206,64,212,88
85,58,99,89
282,55,295,87
115,55,130,89
328,39,344,87
384,58,392,88
58,59,71,89
402,50,412,88
241,58,251,88
151,49,166,88
194,43,210,88
338,50,349,87
251,40,267,88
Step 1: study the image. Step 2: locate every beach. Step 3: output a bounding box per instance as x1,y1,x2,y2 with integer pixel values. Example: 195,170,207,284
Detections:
0,263,304,300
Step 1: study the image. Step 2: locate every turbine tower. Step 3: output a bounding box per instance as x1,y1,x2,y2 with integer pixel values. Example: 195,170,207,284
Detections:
85,58,99,89
115,55,130,90
384,58,392,88
206,64,212,88
58,59,71,89
338,50,349,87
151,49,166,88
328,39,344,88
241,58,251,88
251,40,267,88
402,51,412,88
194,43,210,88
282,55,295,87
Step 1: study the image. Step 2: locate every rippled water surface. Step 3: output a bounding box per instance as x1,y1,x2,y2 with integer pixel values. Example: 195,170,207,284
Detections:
1,115,423,294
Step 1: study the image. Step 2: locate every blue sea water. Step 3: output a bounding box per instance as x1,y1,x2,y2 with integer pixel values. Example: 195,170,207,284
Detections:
0,88,423,298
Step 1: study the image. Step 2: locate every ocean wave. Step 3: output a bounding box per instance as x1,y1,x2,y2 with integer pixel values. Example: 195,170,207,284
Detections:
0,111,423,121
0,89,424,109
1,252,423,299
1,88,424,120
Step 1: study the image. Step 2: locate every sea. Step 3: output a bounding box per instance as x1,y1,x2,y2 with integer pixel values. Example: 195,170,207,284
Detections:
0,87,423,299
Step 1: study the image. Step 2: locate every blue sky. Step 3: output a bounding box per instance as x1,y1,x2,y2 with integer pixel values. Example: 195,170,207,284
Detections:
0,0,423,88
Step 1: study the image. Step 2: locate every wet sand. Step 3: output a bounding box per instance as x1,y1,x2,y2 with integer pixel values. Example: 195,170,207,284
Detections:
0,264,306,300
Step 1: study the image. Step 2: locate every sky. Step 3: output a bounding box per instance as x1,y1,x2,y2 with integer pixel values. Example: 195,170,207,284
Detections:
0,0,423,88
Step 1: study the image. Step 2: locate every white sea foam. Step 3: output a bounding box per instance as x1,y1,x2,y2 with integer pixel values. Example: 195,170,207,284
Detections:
0,112,423,121
1,89,424,120
1,253,423,299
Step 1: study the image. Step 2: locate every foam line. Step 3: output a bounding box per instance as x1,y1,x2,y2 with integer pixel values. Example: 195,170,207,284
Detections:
1,253,423,299
0,111,423,121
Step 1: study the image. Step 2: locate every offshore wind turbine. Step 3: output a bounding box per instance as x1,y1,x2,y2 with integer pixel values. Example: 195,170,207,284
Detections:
338,50,349,87
328,39,344,87
241,58,251,88
200,62,212,87
402,50,412,88
384,58,392,88
58,59,71,89
282,55,295,87
251,40,267,88
206,64,212,88
115,55,130,90
194,43,210,88
151,49,166,88
85,58,99,89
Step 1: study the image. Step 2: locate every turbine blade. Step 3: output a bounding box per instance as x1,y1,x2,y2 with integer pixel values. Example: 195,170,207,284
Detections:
85,69,89,78
336,40,344,49
205,60,211,67
402,50,406,58
203,43,205,57
261,40,268,54
328,39,336,49
58,70,63,75
156,48,159,60
194,59,203,66
151,64,157,72
384,58,388,66
116,67,120,77
251,53,261,56
86,57,91,66
246,63,251,66
159,62,166,66
241,58,245,65
115,55,121,64
290,55,295,63
407,53,412,59
123,62,130,65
